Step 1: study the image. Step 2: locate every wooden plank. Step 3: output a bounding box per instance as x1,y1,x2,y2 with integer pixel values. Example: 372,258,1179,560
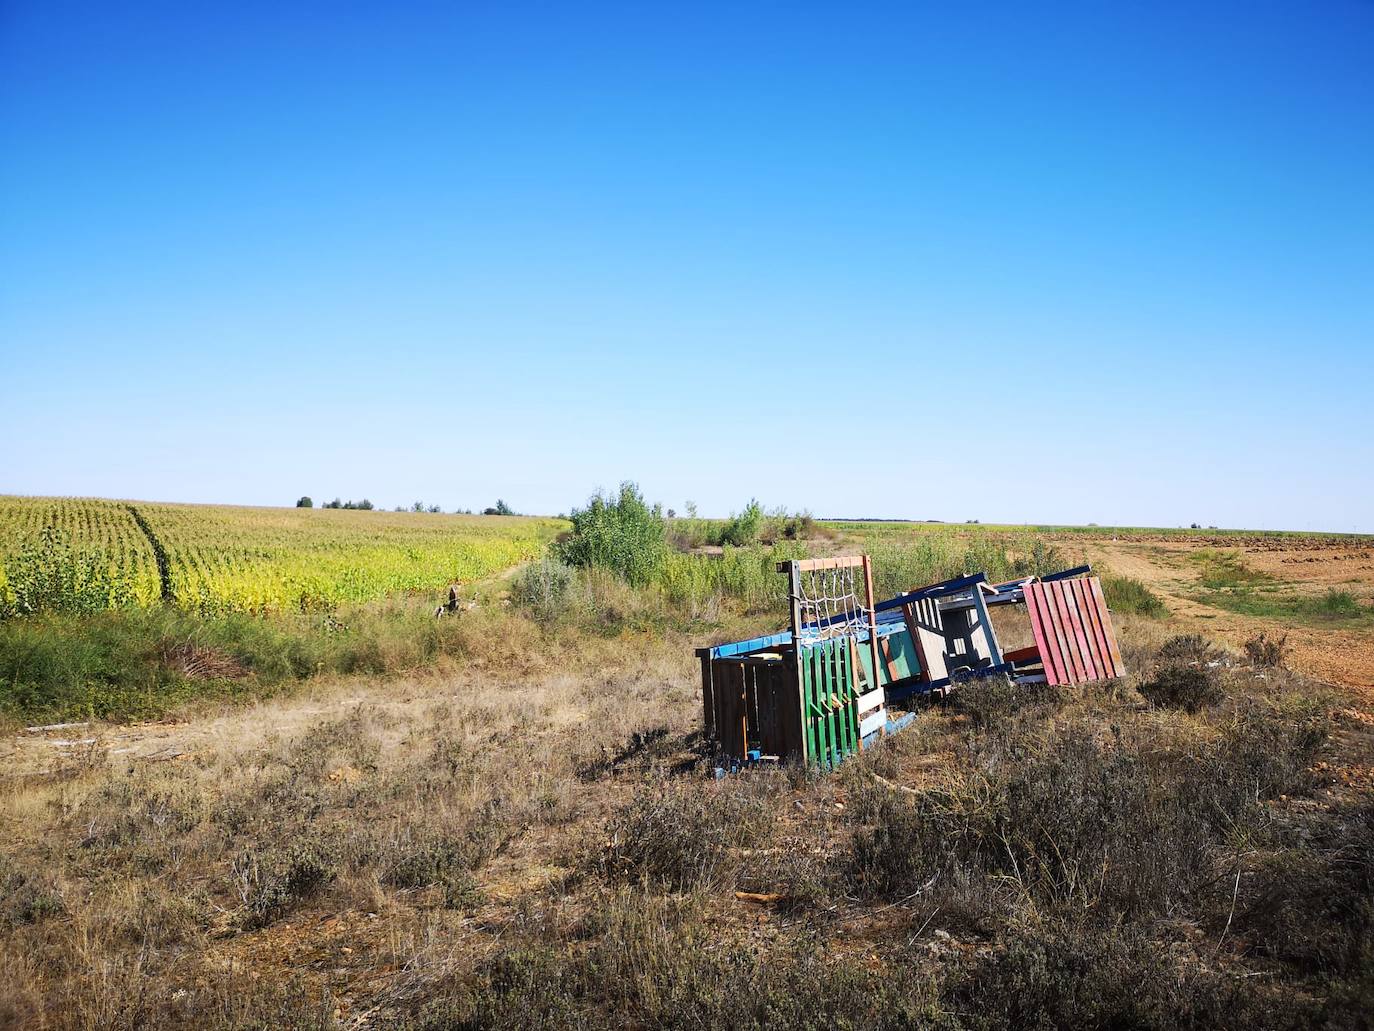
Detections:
1073,577,1110,679
1022,585,1051,683
1049,582,1082,687
710,631,793,660
841,639,857,756
860,709,887,737
781,662,803,761
856,687,886,712
744,663,761,748
862,554,884,748
875,573,986,613
879,636,900,684
1089,577,1126,677
788,562,807,764
902,603,927,681
909,598,950,683
1085,578,1117,676
779,555,867,573
700,656,715,743
971,584,1004,665
1027,582,1067,686
1062,580,1099,681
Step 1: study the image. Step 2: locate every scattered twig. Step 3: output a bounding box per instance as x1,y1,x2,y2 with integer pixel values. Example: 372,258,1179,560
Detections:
1213,862,1244,958
872,773,919,796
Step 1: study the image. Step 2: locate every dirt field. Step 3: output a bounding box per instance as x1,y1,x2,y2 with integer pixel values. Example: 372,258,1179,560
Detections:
1076,534,1374,700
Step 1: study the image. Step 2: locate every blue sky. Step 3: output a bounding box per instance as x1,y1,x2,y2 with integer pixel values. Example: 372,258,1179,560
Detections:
2,2,1371,530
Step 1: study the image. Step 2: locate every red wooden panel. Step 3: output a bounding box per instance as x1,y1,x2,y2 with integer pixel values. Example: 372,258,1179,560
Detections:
1026,583,1066,685
1089,577,1126,677
1033,585,1049,681
1075,578,1113,678
1049,582,1086,683
1062,580,1099,681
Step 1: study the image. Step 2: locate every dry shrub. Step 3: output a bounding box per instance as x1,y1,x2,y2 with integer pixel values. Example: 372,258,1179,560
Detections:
1236,801,1374,975
598,778,776,891
409,888,932,1030
1138,664,1224,713
1157,633,1224,665
0,855,65,927
233,834,338,928
951,673,1062,729
158,638,247,680
1198,700,1328,824
1138,634,1225,712
852,727,1213,921
1243,632,1289,668
941,918,1314,1031
379,821,500,910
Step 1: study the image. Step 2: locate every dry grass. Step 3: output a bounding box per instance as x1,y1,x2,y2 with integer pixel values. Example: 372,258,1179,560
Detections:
1,605,1372,1029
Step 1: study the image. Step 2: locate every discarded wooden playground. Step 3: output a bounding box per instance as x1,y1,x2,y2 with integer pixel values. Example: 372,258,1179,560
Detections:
697,556,1125,770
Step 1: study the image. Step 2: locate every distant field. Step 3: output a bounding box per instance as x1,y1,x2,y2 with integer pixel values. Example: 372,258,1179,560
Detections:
823,519,1371,542
0,496,565,615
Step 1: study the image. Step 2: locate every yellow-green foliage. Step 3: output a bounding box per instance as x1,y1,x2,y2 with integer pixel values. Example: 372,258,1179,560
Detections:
0,497,564,616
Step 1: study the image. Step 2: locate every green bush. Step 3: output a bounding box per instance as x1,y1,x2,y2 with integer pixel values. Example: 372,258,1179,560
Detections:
1102,574,1168,618
720,500,764,547
554,482,667,587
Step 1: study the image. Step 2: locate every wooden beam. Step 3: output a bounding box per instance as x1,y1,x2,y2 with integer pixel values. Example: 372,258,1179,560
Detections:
862,554,884,747
777,555,867,573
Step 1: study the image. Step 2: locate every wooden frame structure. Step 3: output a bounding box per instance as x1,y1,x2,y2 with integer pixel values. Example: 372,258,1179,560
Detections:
698,558,1125,769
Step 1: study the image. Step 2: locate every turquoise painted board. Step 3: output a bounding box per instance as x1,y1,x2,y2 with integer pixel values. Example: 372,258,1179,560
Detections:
856,628,923,688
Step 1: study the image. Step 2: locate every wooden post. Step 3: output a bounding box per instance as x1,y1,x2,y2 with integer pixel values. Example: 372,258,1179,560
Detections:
861,554,884,746
786,560,808,764
698,651,715,744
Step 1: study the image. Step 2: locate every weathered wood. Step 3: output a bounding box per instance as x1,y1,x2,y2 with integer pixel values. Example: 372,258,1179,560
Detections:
861,554,885,747
779,555,867,573
1089,577,1126,676
1025,582,1064,685
700,656,715,743
787,561,808,764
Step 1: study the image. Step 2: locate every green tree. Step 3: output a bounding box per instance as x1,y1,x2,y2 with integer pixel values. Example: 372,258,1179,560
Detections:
296,496,313,508
554,481,667,587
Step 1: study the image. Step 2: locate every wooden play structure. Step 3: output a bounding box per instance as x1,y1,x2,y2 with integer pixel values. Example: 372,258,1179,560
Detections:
697,557,1124,769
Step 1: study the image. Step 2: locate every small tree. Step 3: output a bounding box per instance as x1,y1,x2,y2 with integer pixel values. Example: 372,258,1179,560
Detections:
296,496,313,508
555,481,667,587
720,499,764,547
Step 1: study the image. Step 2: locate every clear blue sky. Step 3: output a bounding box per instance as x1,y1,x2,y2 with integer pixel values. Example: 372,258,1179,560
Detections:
2,2,1371,530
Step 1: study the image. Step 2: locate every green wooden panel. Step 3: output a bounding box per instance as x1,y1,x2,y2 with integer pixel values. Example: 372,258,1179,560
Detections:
799,636,862,769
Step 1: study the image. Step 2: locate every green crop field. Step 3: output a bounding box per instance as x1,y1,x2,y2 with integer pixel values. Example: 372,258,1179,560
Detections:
0,496,565,616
